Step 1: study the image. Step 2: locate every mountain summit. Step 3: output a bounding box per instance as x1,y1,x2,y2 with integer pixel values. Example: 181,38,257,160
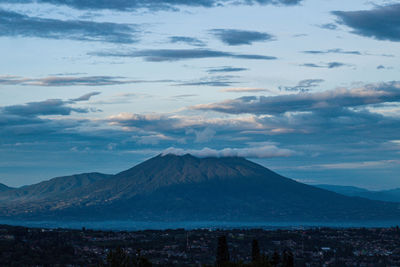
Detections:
1,154,400,221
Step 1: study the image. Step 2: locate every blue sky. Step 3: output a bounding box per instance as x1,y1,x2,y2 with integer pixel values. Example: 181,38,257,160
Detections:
0,0,399,189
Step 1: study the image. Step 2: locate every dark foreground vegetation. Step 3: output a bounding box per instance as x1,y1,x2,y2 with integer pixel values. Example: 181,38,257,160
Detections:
1,224,400,266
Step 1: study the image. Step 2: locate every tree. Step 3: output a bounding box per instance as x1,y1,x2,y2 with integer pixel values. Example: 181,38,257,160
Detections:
135,249,153,267
105,247,152,267
271,251,280,267
282,250,294,267
251,239,261,263
106,246,130,267
216,235,230,267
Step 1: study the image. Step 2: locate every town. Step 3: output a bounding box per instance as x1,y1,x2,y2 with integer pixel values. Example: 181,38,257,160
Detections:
1,224,400,266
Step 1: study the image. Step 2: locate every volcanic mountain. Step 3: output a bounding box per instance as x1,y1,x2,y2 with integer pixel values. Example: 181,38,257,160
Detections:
0,154,400,222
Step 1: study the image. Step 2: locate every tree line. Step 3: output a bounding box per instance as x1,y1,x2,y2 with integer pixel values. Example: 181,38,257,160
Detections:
104,235,294,267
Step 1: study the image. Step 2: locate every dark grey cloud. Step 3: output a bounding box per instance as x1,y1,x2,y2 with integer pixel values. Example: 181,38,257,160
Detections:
0,9,139,43
377,65,393,70
2,99,88,117
0,92,101,118
333,4,400,42
207,66,248,73
91,49,277,61
301,63,320,68
192,81,400,115
31,76,137,86
210,29,274,45
0,0,302,11
0,75,170,87
301,62,348,69
327,62,346,68
279,79,324,92
302,48,361,55
168,36,206,47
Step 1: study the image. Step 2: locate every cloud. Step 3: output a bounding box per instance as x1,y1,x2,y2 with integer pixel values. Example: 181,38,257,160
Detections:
171,94,198,99
318,23,338,30
30,76,138,86
0,9,139,43
0,75,171,87
333,4,400,42
91,49,277,61
192,81,400,115
220,88,269,93
137,134,173,145
162,143,294,158
279,79,324,92
168,36,206,47
210,29,275,45
70,92,101,102
377,65,393,70
298,160,400,170
1,87,399,186
2,99,88,117
0,92,101,120
300,62,348,69
191,128,216,143
176,75,239,87
302,48,361,55
0,0,303,11
107,112,261,134
207,66,248,73
0,75,29,85
327,62,346,68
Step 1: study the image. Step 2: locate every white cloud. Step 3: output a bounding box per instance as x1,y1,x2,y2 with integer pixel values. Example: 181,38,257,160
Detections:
162,143,294,158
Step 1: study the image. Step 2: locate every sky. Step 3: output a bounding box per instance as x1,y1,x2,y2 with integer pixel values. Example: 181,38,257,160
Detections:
0,0,399,189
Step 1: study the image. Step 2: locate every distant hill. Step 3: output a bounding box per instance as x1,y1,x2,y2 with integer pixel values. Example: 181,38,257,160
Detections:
315,184,400,203
1,154,400,222
0,173,112,202
314,184,370,196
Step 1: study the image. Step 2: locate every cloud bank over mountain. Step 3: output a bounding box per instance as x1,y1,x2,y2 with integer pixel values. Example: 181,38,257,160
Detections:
162,144,294,158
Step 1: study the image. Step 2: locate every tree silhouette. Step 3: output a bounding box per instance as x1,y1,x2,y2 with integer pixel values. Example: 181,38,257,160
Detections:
106,246,130,267
216,235,230,267
271,251,280,267
282,250,294,267
105,247,152,267
251,239,261,263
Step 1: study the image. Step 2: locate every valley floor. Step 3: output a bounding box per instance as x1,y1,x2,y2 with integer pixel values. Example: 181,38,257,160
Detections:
0,224,399,266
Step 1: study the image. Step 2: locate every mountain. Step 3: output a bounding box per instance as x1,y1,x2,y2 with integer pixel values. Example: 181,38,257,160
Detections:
1,154,400,222
315,184,400,203
0,183,13,192
315,184,370,196
0,172,112,202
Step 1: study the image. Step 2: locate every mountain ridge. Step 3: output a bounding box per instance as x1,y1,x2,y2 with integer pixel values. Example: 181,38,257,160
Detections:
315,184,400,203
1,154,400,222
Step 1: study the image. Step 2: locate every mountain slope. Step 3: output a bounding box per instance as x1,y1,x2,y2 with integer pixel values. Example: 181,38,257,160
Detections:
1,154,400,222
0,172,112,202
0,183,13,192
315,184,400,203
315,184,370,196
